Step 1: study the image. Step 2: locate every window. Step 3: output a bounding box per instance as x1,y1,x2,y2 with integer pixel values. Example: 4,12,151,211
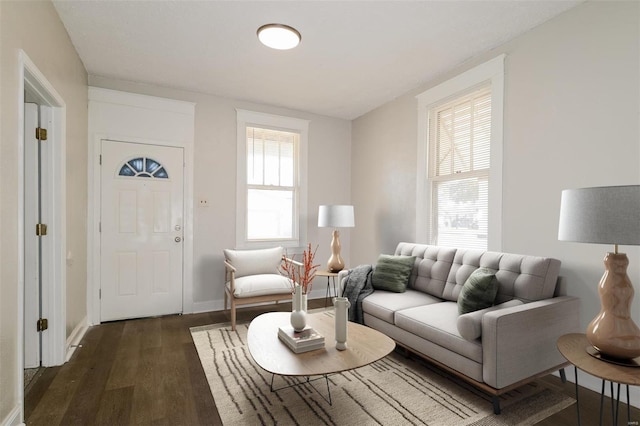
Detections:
416,55,504,250
118,157,168,178
236,110,309,249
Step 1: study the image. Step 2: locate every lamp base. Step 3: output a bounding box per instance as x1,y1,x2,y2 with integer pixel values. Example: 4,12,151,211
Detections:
586,345,640,368
586,252,640,360
327,230,345,272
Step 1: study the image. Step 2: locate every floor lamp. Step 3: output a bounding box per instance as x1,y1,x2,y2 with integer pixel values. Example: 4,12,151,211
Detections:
318,205,355,272
558,185,640,365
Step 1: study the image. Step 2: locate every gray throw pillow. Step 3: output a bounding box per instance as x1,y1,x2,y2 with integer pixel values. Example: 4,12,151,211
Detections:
457,267,499,314
371,255,416,293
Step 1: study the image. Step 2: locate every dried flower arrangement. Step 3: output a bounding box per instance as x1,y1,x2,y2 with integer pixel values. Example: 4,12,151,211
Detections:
281,243,319,295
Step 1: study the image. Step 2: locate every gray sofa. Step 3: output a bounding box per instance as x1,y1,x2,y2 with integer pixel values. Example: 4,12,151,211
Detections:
340,242,580,414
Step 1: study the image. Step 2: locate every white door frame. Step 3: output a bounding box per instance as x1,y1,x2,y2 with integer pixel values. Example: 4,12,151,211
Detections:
17,49,68,416
88,87,195,325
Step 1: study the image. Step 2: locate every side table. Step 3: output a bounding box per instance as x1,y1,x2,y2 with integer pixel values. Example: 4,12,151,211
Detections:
315,270,340,306
557,333,640,426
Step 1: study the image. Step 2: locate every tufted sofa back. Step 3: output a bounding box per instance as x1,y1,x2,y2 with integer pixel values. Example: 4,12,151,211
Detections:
393,242,561,303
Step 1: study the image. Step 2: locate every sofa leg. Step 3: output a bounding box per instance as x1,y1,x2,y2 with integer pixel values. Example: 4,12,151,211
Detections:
559,368,567,383
492,396,501,415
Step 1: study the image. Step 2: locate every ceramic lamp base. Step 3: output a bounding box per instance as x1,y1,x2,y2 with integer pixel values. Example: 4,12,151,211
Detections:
327,229,345,272
586,252,640,361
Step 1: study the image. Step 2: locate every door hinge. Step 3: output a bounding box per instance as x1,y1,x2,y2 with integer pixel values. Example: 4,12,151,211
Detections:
99,154,102,165
99,289,102,299
36,223,48,236
37,318,48,332
99,222,101,232
35,127,47,141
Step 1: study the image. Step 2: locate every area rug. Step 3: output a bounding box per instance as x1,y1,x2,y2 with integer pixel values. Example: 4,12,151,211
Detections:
191,323,574,425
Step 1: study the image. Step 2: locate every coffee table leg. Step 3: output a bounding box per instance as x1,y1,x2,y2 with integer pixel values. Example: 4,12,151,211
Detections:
269,374,333,405
574,366,581,426
324,375,332,405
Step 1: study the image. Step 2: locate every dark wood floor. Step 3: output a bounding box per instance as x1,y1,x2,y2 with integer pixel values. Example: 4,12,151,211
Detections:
25,300,639,425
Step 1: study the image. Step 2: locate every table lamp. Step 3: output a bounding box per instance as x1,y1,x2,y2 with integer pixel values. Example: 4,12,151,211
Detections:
558,185,640,365
318,205,355,272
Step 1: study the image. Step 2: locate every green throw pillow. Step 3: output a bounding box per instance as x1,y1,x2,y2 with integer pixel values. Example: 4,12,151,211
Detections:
372,255,416,293
457,267,499,314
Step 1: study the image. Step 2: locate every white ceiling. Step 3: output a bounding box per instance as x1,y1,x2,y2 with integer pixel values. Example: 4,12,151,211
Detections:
53,0,582,120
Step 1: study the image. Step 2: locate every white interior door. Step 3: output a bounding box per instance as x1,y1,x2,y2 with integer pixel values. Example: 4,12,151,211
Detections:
100,140,184,322
24,103,40,368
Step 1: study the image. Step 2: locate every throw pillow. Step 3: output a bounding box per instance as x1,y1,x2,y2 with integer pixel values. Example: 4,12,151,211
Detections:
457,267,499,314
456,299,524,341
371,255,416,293
223,247,283,278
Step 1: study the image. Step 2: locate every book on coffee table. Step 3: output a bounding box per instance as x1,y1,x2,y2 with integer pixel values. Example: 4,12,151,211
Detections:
278,326,325,353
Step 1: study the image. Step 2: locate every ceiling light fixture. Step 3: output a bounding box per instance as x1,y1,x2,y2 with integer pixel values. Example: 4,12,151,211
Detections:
257,24,301,50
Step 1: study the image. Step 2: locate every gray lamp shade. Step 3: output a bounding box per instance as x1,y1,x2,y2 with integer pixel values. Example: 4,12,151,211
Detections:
318,205,355,228
558,185,640,246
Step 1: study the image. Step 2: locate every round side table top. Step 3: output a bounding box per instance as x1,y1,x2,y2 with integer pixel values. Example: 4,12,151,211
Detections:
557,333,640,386
315,270,340,277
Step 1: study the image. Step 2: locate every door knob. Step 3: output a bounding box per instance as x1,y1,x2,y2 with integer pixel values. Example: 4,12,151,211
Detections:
175,237,182,243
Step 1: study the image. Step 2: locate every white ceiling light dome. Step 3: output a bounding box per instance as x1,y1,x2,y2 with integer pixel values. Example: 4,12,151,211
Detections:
257,24,301,50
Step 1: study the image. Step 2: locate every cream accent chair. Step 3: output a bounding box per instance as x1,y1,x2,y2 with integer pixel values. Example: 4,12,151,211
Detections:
224,246,300,330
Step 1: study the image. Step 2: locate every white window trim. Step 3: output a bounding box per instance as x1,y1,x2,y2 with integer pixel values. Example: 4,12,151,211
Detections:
416,55,505,251
236,109,309,250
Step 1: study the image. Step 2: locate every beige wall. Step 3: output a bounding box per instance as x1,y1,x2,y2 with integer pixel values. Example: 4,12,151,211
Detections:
0,0,88,422
352,0,639,398
88,76,352,310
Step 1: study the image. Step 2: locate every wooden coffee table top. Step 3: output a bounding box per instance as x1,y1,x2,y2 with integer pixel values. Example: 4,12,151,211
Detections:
247,311,395,377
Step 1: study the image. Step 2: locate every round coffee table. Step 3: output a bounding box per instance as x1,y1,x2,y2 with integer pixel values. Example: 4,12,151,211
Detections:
247,310,395,403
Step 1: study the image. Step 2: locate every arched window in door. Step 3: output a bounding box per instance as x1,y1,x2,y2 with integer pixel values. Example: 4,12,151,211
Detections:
118,157,169,178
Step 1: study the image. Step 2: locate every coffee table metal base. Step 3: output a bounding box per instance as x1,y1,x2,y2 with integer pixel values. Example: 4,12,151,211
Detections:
270,373,333,405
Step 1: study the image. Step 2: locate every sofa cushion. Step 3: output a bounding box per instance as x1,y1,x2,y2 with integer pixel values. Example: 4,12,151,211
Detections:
394,243,456,299
443,249,561,303
457,267,499,314
227,274,292,298
456,299,524,341
372,255,416,292
224,247,283,278
362,289,442,324
395,302,482,363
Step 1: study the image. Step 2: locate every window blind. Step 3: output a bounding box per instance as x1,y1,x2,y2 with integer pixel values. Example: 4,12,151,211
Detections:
246,126,299,241
429,85,491,250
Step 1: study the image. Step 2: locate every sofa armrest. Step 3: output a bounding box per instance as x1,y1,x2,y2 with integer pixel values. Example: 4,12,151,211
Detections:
224,260,236,293
481,295,581,389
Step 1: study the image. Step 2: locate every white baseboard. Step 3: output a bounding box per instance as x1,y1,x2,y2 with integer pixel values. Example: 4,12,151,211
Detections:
65,315,88,362
1,404,23,426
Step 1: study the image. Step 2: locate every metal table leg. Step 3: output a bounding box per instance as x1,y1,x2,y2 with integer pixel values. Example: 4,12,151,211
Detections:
574,366,581,426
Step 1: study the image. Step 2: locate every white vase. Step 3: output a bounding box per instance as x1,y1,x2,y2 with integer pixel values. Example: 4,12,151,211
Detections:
291,284,307,331
334,296,350,350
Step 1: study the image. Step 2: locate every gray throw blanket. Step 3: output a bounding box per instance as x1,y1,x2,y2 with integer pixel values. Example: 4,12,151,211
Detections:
341,264,374,324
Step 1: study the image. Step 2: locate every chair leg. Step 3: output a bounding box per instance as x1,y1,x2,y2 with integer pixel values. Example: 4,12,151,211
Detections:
231,299,236,331
224,291,228,311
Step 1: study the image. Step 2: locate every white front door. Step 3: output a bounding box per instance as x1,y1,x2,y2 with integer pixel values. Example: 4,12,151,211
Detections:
100,140,184,322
